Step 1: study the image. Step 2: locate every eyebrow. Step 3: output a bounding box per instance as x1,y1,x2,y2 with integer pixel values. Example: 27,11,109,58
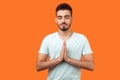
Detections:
57,16,62,17
57,15,70,17
65,15,69,17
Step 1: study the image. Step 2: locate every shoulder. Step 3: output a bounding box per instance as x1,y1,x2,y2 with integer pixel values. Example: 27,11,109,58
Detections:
74,32,87,40
43,32,57,41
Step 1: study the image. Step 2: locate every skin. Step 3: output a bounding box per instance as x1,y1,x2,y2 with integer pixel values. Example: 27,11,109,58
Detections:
36,10,94,71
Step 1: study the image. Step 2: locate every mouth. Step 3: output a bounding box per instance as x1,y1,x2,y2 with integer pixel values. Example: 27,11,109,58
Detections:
61,24,67,26
60,23,67,27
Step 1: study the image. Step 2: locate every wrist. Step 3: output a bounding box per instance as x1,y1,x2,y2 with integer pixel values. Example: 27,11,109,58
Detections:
65,57,71,63
56,57,62,63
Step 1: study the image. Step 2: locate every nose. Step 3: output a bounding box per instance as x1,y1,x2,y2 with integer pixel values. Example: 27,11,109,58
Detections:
62,18,65,22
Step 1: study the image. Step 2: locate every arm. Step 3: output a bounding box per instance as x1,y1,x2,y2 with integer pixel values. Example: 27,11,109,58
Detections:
65,54,94,71
64,42,94,71
36,41,65,71
36,53,61,71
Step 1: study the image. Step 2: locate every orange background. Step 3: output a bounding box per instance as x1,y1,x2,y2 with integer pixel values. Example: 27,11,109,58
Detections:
0,0,120,80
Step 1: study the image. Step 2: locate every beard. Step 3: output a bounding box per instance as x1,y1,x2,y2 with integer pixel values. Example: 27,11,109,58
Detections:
57,22,71,31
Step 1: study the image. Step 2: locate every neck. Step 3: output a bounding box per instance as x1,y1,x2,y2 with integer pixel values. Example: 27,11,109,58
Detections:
58,29,73,36
57,29,73,41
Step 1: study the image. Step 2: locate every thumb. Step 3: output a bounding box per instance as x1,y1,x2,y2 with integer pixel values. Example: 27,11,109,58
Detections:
63,41,66,47
63,41,66,52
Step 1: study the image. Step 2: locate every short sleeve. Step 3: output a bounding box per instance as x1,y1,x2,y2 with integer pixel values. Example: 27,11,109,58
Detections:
82,37,93,55
38,37,49,55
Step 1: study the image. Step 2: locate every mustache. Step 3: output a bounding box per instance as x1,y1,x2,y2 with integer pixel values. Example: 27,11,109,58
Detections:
60,22,68,25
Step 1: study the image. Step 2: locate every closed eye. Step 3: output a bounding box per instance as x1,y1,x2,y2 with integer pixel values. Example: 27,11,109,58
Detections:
57,16,62,19
65,15,70,19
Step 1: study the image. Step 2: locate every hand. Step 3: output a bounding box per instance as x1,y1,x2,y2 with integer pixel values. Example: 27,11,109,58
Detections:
56,41,65,62
63,41,70,62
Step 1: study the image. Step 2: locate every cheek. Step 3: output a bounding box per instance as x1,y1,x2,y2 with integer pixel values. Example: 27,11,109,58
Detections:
57,20,62,24
66,20,72,24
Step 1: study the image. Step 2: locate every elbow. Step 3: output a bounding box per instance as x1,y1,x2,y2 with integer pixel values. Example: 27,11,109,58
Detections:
89,64,94,71
36,64,46,72
36,62,46,71
88,61,94,71
36,66,40,72
89,66,94,71
36,65,42,72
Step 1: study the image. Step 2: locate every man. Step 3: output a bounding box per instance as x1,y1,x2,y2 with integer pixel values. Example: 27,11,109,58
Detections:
36,3,94,80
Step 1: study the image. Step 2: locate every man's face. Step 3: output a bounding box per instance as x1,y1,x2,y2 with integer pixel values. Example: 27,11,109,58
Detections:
56,10,72,31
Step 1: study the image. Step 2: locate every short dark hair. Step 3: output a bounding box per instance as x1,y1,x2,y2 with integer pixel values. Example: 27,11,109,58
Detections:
56,3,72,16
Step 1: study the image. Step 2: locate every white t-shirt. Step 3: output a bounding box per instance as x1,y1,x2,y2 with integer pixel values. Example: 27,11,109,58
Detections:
39,32,93,80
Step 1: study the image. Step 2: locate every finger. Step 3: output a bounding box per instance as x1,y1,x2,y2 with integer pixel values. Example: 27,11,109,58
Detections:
62,41,65,51
63,50,66,57
62,41,65,48
64,47,66,53
64,41,66,46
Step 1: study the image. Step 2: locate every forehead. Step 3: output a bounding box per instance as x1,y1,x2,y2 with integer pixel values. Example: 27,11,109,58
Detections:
56,10,71,16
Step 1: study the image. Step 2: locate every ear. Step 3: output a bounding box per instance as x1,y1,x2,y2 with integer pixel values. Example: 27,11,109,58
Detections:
55,17,57,23
71,17,73,21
